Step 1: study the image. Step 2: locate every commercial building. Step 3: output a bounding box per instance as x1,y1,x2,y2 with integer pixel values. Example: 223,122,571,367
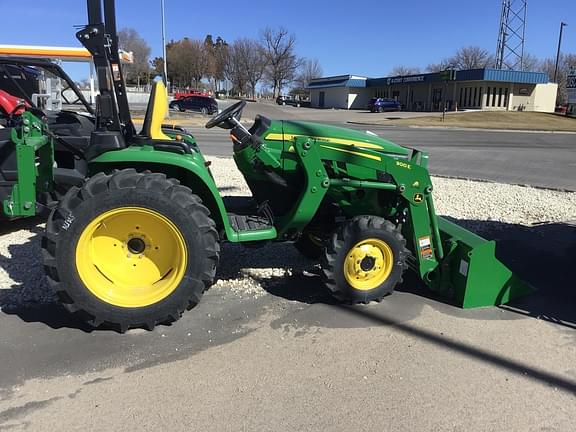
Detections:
308,69,558,113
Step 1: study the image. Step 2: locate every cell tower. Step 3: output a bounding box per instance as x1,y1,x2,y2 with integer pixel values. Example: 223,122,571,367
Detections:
495,0,527,70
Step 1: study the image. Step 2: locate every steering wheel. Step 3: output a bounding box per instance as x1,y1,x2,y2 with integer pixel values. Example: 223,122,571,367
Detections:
205,100,246,129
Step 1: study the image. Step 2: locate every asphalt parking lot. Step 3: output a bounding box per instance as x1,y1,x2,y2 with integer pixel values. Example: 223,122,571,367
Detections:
0,103,575,431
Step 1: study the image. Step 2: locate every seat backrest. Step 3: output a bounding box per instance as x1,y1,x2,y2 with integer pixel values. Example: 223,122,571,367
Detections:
141,80,171,140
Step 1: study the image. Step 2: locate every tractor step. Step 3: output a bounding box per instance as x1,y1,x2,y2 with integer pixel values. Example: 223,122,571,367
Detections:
227,213,277,241
223,196,277,241
228,213,273,232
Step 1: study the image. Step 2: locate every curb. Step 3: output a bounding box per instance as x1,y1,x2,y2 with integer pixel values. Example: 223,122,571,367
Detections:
346,122,576,135
430,174,576,193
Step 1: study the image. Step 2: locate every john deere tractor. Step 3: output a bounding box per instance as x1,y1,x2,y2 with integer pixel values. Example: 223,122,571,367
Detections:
0,0,532,332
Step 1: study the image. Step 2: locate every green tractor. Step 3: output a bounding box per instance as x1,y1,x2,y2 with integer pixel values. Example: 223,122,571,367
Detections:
1,0,532,332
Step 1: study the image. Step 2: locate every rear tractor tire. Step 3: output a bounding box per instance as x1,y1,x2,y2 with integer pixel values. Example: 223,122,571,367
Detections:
43,169,220,332
321,216,408,303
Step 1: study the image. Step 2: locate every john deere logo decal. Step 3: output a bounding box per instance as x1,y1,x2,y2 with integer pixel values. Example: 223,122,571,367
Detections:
413,193,423,203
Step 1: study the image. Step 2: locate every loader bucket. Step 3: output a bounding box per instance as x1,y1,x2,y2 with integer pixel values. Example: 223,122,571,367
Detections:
436,217,534,309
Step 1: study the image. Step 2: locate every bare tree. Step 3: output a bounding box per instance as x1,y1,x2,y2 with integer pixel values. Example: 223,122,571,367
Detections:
298,58,323,86
224,44,248,96
538,53,576,103
450,46,494,70
233,38,267,98
519,53,541,72
166,38,207,89
150,57,164,78
425,59,454,72
389,65,421,76
213,37,229,92
204,35,229,92
292,58,323,97
261,27,302,97
118,28,151,87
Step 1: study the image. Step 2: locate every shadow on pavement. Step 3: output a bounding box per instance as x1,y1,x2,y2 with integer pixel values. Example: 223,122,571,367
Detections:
1,216,574,333
244,217,576,330
0,229,94,332
1,216,575,395
0,216,45,236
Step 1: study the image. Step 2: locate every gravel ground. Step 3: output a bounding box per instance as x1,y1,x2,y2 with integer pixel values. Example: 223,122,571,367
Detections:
1,157,575,310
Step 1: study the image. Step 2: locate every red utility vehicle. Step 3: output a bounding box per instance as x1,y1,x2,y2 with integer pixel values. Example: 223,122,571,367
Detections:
0,89,29,118
174,90,210,99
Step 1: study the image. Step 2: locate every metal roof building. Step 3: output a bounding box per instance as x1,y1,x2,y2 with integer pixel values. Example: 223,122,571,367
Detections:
308,69,557,113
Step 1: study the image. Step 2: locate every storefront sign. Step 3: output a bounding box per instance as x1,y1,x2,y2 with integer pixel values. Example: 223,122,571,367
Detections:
567,71,576,104
386,75,426,85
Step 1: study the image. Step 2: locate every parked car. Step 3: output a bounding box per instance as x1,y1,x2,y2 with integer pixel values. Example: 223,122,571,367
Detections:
276,95,302,107
368,97,401,113
555,103,567,114
169,95,218,114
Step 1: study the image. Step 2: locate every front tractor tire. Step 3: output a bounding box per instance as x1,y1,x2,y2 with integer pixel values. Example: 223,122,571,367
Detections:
42,169,220,332
321,216,408,304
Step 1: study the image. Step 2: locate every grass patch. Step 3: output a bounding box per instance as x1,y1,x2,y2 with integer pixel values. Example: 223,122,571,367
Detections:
368,111,576,132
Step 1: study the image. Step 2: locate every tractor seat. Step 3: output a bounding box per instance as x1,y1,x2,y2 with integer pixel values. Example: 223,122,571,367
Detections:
140,80,171,141
138,80,193,155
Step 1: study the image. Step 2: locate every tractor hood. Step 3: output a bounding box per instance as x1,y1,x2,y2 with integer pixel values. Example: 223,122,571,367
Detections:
278,121,410,157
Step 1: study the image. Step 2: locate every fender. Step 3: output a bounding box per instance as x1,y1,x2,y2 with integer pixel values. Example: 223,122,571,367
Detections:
88,145,241,241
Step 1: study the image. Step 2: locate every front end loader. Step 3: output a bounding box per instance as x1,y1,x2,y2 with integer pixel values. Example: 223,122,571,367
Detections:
1,0,533,332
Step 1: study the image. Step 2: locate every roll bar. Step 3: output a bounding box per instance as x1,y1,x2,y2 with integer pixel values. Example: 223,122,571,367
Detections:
76,0,135,138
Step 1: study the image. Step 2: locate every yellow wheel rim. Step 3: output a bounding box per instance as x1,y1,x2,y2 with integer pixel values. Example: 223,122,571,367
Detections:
343,238,394,291
75,207,188,308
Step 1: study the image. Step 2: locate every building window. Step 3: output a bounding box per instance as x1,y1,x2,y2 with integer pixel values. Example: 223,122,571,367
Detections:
498,87,503,107
503,87,509,107
491,87,497,107
486,87,490,108
473,87,478,107
459,87,464,107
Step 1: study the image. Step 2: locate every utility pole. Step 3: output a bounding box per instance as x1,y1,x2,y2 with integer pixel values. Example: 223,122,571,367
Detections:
554,22,567,82
161,0,168,87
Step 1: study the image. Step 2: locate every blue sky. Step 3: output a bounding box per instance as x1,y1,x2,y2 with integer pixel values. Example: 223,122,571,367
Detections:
0,0,574,81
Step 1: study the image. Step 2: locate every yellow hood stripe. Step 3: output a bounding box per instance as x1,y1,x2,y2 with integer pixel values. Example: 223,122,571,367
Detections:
320,145,381,161
265,133,383,150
